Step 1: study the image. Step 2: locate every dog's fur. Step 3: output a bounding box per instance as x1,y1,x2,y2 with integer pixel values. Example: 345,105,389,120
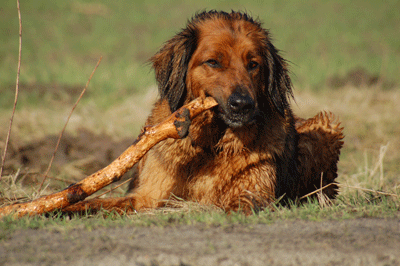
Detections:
124,11,344,213
65,11,344,214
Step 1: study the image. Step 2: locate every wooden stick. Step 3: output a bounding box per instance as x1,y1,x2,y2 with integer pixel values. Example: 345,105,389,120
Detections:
0,97,218,218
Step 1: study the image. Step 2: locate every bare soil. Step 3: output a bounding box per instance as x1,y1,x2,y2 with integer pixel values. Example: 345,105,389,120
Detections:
325,67,396,89
1,218,399,266
2,129,134,189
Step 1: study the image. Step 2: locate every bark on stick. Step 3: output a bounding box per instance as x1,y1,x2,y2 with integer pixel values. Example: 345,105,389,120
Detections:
0,97,218,218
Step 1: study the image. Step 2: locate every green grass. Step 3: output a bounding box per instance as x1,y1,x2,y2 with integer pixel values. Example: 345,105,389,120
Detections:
1,194,398,239
1,0,399,108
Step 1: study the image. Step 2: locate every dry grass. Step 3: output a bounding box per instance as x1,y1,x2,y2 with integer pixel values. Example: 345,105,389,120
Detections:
0,87,157,143
294,85,400,187
0,85,399,217
293,85,400,212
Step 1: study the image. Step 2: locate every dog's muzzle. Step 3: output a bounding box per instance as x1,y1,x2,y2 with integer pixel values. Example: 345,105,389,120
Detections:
219,91,257,128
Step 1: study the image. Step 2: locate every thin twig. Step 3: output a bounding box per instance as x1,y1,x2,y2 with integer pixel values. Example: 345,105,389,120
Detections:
40,173,76,184
38,57,103,193
93,178,133,199
319,172,323,196
300,182,400,200
0,0,22,179
299,182,336,200
339,184,399,198
377,143,389,188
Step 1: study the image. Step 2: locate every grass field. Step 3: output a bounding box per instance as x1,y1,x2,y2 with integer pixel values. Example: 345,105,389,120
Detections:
0,0,399,228
1,0,399,107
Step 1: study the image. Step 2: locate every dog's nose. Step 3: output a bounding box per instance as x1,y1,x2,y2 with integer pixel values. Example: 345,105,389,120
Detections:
228,92,255,113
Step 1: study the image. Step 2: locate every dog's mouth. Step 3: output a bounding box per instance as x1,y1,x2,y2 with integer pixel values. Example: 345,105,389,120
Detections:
218,106,257,128
214,94,258,128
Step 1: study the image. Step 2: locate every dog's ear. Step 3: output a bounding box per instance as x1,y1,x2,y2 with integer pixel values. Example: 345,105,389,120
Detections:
151,28,197,112
262,41,294,117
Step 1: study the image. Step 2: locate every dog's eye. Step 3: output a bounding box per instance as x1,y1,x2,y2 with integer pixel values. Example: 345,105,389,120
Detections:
248,61,259,71
205,59,220,68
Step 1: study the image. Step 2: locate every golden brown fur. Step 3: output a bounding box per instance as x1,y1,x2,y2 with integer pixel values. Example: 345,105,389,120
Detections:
124,11,344,213
66,11,344,214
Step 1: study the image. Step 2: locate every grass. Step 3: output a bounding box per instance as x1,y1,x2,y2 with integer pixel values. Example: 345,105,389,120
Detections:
1,192,399,240
1,0,399,108
0,0,399,231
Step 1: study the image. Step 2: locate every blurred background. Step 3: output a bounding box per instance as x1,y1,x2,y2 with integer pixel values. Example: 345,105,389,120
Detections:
0,0,399,197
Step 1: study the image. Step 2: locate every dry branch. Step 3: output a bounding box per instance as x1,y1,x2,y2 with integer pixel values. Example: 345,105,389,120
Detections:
39,56,103,192
0,97,218,218
0,0,22,179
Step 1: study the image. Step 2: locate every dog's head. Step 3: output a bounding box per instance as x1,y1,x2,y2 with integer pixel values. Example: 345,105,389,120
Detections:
151,11,293,128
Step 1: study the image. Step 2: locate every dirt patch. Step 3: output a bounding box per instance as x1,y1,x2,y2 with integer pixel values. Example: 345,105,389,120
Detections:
326,67,395,89
2,128,134,186
1,83,89,104
1,218,399,265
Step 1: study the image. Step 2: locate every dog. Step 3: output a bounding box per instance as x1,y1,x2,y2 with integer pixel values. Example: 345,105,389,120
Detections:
65,10,344,214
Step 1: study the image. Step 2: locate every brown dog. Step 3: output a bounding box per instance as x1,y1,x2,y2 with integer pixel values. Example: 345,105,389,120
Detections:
66,11,344,214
